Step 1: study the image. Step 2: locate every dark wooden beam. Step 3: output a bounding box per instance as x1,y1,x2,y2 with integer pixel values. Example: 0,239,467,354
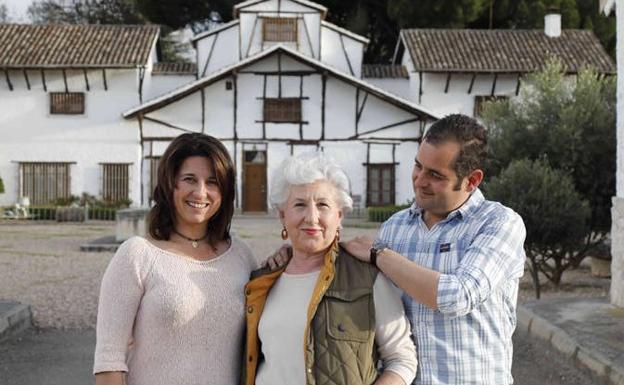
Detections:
444,72,451,93
321,72,327,140
245,17,259,58
357,92,368,123
138,67,145,103
83,69,90,91
201,89,206,133
262,74,267,139
302,15,315,58
239,70,318,76
22,69,30,90
138,115,145,206
515,73,522,96
299,75,304,140
201,32,219,77
490,73,498,96
277,52,282,98
144,116,195,133
352,117,420,138
233,72,238,140
355,87,359,136
467,73,476,94
3,69,13,91
418,71,423,103
102,69,108,91
40,69,47,92
62,69,68,93
339,35,355,76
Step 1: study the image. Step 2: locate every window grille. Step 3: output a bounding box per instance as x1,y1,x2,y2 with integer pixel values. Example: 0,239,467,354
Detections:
263,17,298,42
149,157,161,201
366,164,395,206
474,95,508,117
19,162,71,205
50,92,85,114
264,98,302,123
102,163,130,203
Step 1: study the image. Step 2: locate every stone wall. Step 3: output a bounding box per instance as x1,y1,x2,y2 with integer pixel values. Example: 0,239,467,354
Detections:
611,197,624,307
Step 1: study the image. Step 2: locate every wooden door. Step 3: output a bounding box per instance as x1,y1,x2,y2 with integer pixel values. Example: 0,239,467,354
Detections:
243,151,267,212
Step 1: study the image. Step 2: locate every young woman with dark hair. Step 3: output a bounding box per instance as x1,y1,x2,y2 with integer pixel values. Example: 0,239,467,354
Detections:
94,133,258,385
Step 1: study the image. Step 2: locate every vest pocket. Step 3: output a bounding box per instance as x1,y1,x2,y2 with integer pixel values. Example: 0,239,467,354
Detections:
323,288,373,343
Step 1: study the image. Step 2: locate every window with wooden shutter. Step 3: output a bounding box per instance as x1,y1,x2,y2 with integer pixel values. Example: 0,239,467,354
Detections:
101,163,130,203
149,157,161,201
50,92,85,114
263,17,298,42
19,162,71,205
366,164,395,206
474,95,508,117
264,98,302,123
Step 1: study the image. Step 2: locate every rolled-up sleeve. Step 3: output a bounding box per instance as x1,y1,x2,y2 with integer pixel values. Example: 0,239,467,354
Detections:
436,212,526,317
374,274,418,385
93,238,153,374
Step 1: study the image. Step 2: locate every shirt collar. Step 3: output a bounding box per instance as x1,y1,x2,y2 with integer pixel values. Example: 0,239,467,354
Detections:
409,188,485,221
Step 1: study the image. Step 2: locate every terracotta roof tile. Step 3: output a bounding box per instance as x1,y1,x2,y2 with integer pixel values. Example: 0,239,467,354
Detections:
152,62,197,75
0,24,159,68
362,64,408,78
401,29,615,74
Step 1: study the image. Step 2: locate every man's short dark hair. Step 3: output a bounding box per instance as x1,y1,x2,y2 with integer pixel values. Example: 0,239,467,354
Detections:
423,114,487,184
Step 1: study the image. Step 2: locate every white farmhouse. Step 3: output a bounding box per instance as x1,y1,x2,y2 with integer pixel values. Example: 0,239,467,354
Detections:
122,0,439,211
386,14,615,119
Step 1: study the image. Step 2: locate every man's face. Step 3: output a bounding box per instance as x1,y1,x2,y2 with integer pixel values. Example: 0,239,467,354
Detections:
412,140,473,224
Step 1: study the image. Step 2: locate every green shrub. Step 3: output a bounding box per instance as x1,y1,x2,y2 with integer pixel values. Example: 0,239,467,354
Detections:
368,204,410,222
485,158,590,298
0,177,4,194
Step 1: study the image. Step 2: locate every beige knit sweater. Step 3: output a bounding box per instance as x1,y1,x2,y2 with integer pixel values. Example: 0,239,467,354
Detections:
93,236,258,385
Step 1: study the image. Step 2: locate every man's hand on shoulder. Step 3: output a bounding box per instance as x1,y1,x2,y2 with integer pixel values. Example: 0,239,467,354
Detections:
341,236,375,262
263,244,292,269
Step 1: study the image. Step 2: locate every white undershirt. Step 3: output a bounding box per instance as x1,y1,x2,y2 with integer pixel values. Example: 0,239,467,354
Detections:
255,271,417,385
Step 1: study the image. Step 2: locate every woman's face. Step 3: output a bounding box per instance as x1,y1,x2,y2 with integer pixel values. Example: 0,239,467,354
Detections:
280,180,343,258
173,156,222,231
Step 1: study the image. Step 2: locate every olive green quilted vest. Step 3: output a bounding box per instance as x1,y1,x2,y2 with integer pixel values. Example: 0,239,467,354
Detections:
304,246,379,385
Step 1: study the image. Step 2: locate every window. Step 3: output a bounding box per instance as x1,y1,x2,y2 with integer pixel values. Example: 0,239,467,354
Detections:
263,17,298,42
19,162,71,205
50,92,85,115
474,95,508,117
264,98,302,123
367,164,395,206
101,163,130,203
149,157,161,201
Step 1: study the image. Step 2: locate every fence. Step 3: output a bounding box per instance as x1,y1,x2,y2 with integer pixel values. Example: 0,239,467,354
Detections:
1,205,117,221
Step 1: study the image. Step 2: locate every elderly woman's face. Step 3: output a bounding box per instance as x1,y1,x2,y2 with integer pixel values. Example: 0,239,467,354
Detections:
280,180,343,258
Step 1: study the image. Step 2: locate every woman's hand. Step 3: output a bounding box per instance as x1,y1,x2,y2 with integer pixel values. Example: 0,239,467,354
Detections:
340,236,374,262
95,371,125,385
263,244,292,269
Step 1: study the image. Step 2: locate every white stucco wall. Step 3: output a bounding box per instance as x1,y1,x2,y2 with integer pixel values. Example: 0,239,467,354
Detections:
196,24,241,77
363,78,410,100
320,25,365,78
0,68,142,206
147,74,197,100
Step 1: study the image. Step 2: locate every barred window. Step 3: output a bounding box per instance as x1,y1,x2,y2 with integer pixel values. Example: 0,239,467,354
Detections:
149,157,161,201
263,17,298,42
20,162,71,205
474,95,508,117
264,98,302,123
50,92,85,115
101,163,130,203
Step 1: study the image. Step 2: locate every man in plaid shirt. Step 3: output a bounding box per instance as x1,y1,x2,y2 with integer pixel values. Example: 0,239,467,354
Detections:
344,114,526,385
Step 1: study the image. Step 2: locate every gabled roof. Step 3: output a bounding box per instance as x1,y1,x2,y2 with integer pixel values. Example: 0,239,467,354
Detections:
362,65,408,78
153,62,197,75
124,45,439,121
321,21,369,45
0,24,159,69
191,19,240,44
234,0,327,19
400,29,615,74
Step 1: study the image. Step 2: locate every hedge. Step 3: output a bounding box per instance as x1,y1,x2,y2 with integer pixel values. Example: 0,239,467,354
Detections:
367,205,410,222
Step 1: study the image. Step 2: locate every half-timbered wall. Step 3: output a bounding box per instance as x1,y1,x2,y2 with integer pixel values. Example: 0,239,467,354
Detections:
0,67,144,206
195,22,241,77
320,24,365,78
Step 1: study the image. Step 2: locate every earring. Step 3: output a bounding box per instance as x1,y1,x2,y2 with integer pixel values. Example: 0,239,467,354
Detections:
281,227,288,240
336,227,341,241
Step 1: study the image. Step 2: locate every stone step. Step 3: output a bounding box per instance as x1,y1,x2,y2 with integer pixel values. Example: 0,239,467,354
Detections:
0,300,33,342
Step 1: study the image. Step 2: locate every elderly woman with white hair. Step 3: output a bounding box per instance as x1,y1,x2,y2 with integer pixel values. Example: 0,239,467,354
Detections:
242,152,417,385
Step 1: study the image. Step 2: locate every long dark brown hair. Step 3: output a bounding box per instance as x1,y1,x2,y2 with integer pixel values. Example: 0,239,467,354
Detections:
148,133,236,247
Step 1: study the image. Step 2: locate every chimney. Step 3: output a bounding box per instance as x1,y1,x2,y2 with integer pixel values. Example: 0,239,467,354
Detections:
544,9,561,38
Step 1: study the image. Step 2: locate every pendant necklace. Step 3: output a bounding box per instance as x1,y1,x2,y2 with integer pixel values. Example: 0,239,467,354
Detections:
173,229,207,249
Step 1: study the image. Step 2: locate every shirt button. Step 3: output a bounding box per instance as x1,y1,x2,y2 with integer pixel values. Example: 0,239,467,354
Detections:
247,306,253,313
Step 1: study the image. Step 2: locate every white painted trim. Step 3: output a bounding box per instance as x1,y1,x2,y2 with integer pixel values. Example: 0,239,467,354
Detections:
321,21,369,45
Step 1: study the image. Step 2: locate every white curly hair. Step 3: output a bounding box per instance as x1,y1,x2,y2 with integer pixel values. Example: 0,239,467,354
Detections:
269,151,353,211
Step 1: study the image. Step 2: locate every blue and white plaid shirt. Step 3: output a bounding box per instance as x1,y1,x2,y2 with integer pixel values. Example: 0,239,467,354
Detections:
376,189,526,385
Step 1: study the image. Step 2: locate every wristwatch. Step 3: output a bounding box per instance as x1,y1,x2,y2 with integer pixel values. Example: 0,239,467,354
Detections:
369,245,389,268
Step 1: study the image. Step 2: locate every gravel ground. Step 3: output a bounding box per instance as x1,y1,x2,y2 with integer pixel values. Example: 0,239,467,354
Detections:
0,217,611,329
0,217,378,329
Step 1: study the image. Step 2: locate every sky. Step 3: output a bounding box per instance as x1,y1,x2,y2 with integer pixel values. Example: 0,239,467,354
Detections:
1,0,34,22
